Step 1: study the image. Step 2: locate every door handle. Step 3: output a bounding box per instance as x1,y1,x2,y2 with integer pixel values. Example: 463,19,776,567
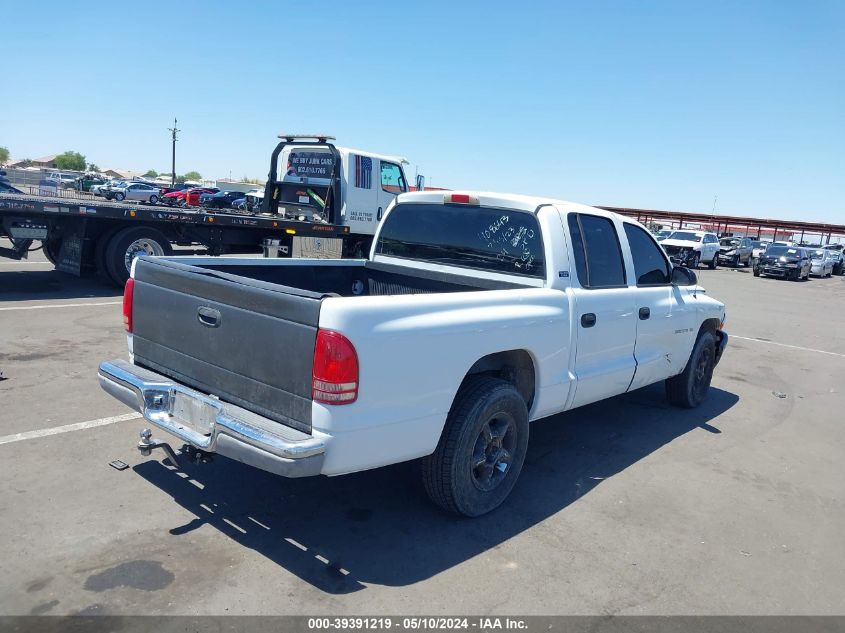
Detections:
639,307,651,320
197,306,221,328
580,313,597,328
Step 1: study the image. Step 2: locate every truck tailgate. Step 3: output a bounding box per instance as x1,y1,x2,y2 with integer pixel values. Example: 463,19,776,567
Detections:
131,258,323,434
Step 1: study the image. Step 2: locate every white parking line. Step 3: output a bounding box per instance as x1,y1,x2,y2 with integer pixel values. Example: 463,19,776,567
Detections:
0,261,55,265
0,301,121,311
733,335,845,358
0,412,141,446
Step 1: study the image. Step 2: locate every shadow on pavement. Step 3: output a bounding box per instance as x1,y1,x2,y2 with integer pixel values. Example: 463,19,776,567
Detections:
134,383,738,595
0,270,120,301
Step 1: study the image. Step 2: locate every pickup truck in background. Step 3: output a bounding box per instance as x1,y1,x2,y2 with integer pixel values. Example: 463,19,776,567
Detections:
99,191,728,516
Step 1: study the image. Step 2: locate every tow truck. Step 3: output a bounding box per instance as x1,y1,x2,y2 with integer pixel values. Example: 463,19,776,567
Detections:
0,135,415,285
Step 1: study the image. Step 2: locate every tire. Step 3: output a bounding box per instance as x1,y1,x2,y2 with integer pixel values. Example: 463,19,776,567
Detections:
104,226,172,286
708,254,717,269
421,376,529,517
690,253,701,269
114,192,125,202
149,195,159,205
41,239,61,267
753,267,761,277
666,331,717,408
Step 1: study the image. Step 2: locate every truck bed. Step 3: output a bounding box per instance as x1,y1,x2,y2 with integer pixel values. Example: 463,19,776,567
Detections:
130,257,531,436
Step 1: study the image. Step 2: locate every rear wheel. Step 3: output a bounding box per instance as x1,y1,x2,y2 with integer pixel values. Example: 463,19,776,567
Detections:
666,331,716,408
149,195,159,205
41,239,61,267
708,254,718,269
422,376,529,517
104,226,172,285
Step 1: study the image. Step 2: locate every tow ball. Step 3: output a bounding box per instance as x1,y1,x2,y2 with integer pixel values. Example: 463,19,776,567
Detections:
137,429,213,466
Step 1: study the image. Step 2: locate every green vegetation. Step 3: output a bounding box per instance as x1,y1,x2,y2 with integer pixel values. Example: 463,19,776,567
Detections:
0,146,9,165
143,169,159,178
54,151,86,171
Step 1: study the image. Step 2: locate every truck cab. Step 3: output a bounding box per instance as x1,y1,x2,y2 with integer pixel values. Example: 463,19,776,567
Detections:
263,135,411,256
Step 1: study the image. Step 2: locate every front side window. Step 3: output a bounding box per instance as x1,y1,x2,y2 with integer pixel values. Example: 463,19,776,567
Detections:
567,213,626,288
376,202,545,278
380,161,407,194
624,223,671,285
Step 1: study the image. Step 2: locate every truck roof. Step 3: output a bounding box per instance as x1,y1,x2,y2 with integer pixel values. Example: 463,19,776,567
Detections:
395,190,625,221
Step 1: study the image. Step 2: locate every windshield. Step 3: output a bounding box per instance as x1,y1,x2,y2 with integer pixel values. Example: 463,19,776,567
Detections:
376,202,546,278
668,231,701,242
720,238,739,247
766,246,800,257
810,250,826,259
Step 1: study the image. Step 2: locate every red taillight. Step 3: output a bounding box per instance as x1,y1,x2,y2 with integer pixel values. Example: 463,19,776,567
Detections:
123,278,135,332
445,193,479,205
312,329,358,404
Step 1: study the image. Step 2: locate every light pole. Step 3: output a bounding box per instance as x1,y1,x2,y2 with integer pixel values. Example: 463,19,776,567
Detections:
168,118,180,187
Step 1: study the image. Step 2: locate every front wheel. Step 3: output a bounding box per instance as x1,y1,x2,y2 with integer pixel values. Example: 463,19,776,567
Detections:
114,192,125,202
149,195,159,205
422,377,529,517
690,253,701,269
666,332,716,408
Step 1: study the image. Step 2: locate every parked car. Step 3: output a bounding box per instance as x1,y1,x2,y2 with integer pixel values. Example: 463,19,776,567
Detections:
76,175,107,192
751,240,770,259
106,182,162,204
754,245,811,280
203,190,247,209
159,182,199,197
660,230,720,269
99,190,728,517
823,245,844,275
45,172,79,189
98,180,128,198
808,248,835,278
717,237,754,267
185,187,218,206
653,229,673,241
162,190,188,206
0,180,24,194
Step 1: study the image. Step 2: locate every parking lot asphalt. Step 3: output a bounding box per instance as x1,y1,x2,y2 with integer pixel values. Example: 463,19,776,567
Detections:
1,246,843,616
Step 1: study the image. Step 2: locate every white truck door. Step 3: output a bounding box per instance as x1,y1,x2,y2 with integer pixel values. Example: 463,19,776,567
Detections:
566,212,638,409
376,159,408,223
621,222,696,390
344,153,379,236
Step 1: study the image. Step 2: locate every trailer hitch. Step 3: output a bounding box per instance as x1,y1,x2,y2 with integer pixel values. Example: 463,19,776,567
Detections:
138,428,181,466
137,429,214,467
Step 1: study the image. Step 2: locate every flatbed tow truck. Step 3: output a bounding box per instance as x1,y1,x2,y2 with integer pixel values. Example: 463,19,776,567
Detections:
0,134,407,285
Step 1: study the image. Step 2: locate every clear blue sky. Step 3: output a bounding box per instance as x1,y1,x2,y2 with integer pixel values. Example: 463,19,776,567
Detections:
2,1,843,222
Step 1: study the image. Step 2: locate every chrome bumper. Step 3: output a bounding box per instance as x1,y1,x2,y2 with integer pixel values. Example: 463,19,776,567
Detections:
98,359,325,478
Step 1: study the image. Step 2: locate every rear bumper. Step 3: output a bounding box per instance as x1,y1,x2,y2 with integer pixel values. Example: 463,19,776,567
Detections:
98,359,325,478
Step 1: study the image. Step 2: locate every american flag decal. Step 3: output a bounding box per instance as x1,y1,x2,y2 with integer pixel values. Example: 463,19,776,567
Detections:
354,155,372,189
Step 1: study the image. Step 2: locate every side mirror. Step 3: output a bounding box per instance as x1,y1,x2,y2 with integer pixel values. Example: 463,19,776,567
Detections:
671,266,697,286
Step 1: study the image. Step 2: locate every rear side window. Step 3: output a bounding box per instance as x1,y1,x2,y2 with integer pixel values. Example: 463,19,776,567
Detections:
376,202,545,278
624,223,671,285
567,213,626,288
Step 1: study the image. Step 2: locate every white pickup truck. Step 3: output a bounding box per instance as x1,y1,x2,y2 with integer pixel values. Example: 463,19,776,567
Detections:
99,191,728,516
